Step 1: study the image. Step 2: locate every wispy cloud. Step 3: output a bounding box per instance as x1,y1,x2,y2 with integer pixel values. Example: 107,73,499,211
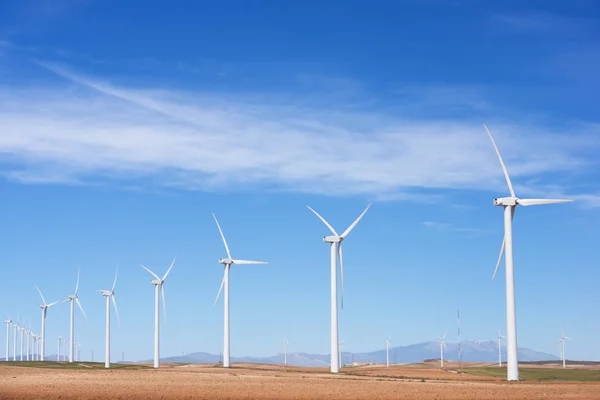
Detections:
491,12,596,36
0,61,598,205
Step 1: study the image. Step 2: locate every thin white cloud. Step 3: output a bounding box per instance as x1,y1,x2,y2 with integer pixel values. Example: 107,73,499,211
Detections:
0,61,598,205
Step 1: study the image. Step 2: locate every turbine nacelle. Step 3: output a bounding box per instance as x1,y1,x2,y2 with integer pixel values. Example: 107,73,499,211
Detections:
219,258,234,265
494,197,517,206
323,235,342,243
150,279,163,285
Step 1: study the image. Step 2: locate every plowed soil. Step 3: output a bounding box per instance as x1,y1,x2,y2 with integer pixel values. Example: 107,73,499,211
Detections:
1,363,599,399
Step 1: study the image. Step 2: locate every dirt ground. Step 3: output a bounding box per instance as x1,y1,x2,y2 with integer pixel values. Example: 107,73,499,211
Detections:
1,363,600,400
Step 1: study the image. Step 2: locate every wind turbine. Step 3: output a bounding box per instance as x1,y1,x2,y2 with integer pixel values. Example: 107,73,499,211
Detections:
13,321,18,361
26,326,30,361
497,330,505,367
284,339,288,365
306,204,371,373
485,124,573,381
439,333,447,368
560,329,572,369
35,285,60,361
4,317,11,362
57,336,61,362
98,265,120,368
65,269,87,363
141,257,176,369
19,325,25,361
386,337,391,367
339,340,344,368
212,213,267,368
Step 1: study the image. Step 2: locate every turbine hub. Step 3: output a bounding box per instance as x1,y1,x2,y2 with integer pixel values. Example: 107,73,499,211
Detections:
323,235,342,243
219,258,233,265
493,197,517,206
150,279,162,285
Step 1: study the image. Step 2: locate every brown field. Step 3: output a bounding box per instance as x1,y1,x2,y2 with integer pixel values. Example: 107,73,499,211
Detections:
1,362,600,400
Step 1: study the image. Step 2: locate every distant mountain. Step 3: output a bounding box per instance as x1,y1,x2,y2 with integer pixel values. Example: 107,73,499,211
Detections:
147,340,559,367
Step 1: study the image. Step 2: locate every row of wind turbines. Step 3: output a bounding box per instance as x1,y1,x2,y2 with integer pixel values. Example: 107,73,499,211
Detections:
2,126,572,381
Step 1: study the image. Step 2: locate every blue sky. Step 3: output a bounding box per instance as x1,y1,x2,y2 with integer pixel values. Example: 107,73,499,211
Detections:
1,0,599,362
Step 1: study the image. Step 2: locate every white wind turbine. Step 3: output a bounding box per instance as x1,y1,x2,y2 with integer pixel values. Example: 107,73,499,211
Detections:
65,269,87,363
35,285,60,361
97,266,120,368
57,336,61,361
12,321,18,361
386,337,391,367
485,124,573,381
284,339,288,365
19,325,25,361
439,333,447,368
141,257,176,369
212,214,267,368
4,317,11,362
306,204,371,373
497,330,505,367
339,340,344,368
26,325,31,361
559,329,572,369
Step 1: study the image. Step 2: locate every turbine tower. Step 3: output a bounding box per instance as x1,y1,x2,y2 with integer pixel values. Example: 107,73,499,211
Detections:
284,339,288,365
560,329,572,369
19,326,25,361
4,317,11,362
97,265,120,368
57,336,61,361
13,321,18,361
35,285,60,361
212,213,267,368
485,124,572,381
386,337,391,367
497,330,505,367
439,333,447,368
141,257,176,369
306,204,371,373
65,269,87,363
339,340,344,368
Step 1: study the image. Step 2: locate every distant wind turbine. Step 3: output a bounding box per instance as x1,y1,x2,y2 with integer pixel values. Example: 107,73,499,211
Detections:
306,204,371,373
19,326,25,361
57,336,61,362
284,339,288,365
65,269,87,363
35,285,60,361
439,333,447,368
485,124,573,381
497,330,505,367
98,265,120,369
212,214,267,368
386,337,391,368
4,317,11,362
13,321,18,361
560,329,572,369
141,257,176,369
339,340,344,368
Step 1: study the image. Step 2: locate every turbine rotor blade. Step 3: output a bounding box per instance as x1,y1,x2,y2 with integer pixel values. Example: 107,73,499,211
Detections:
338,242,345,309
112,264,119,292
231,260,267,265
162,256,176,280
35,285,47,305
213,269,226,307
517,199,573,206
484,124,515,198
492,206,515,280
75,298,87,320
212,214,232,259
47,300,61,307
112,295,120,328
306,206,338,236
141,265,160,281
75,268,81,295
341,204,371,238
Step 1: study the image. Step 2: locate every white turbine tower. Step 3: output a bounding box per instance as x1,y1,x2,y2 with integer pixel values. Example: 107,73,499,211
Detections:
212,214,267,368
13,321,18,361
306,204,371,373
98,266,120,368
35,285,60,362
19,326,25,361
141,257,176,369
485,124,572,381
497,330,505,367
284,339,288,365
4,317,11,362
386,337,391,367
339,340,344,368
560,329,572,369
57,336,61,362
439,333,447,368
26,327,30,361
65,270,87,363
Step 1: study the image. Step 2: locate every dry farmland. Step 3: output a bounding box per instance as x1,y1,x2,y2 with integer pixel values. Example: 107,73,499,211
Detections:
1,362,600,399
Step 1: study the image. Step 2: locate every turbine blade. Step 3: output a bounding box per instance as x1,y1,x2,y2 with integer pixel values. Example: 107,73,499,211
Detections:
492,207,515,280
213,269,226,307
75,268,81,295
231,259,267,265
213,214,232,259
484,124,515,198
161,284,167,325
75,298,87,320
112,295,120,328
338,242,345,310
162,256,176,280
517,198,573,206
111,264,119,292
306,206,338,236
47,300,61,307
35,285,47,305
443,332,447,339
141,265,160,281
341,204,371,238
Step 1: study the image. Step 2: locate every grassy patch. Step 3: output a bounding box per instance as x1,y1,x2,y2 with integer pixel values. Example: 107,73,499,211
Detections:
1,361,149,370
459,366,600,382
